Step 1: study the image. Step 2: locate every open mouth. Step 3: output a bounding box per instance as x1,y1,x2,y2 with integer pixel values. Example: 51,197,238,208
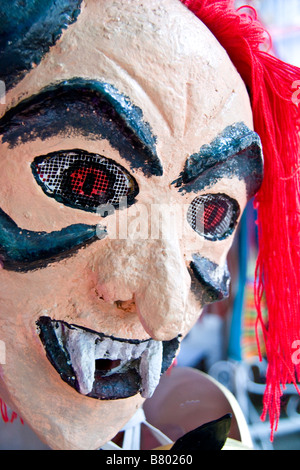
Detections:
36,316,181,400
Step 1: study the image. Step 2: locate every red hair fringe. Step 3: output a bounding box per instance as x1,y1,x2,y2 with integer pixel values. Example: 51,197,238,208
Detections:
0,398,23,424
181,0,300,440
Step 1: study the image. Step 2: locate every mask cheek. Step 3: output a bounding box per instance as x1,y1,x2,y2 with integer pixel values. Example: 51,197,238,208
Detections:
189,254,231,304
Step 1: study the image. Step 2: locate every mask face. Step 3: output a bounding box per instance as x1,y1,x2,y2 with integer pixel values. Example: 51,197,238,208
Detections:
0,0,263,450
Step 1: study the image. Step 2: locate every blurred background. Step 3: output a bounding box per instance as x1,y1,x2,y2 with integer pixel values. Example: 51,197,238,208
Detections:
0,0,300,451
236,0,300,67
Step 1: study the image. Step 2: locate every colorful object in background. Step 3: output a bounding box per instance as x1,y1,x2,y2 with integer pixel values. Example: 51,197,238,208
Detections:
242,280,267,361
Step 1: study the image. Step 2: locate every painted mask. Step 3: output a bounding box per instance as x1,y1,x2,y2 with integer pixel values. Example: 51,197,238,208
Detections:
0,0,263,450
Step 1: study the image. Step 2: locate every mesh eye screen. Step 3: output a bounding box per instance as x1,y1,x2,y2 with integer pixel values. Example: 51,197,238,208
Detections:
187,194,240,241
69,167,109,198
32,151,138,212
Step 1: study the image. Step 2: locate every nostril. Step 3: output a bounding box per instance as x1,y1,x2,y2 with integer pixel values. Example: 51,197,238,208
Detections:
115,298,136,312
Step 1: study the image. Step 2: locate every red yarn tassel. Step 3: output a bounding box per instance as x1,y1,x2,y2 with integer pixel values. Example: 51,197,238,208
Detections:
0,398,23,424
0,398,9,423
181,0,300,439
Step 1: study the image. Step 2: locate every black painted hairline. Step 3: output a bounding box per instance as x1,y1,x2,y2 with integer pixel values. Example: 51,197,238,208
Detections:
0,78,162,177
0,0,84,90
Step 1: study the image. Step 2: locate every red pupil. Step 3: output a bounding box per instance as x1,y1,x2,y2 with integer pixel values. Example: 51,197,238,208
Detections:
197,202,227,231
69,167,109,198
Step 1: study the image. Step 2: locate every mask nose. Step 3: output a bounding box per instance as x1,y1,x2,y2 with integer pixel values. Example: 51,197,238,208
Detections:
92,236,191,341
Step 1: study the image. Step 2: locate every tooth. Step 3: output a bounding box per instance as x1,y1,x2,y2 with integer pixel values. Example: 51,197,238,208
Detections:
107,339,122,359
95,337,113,359
53,320,162,396
66,329,96,395
116,342,132,362
95,337,109,358
95,338,149,362
95,337,125,360
105,338,123,360
131,341,148,359
53,321,67,353
139,340,163,398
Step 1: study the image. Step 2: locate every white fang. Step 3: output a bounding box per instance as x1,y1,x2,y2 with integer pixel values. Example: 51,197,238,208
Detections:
54,325,163,397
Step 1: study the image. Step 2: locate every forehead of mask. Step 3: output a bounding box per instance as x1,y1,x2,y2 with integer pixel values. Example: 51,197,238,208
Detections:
0,0,255,451
3,0,253,144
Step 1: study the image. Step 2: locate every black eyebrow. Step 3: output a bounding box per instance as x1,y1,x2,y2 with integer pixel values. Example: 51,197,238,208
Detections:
174,122,264,199
0,78,163,178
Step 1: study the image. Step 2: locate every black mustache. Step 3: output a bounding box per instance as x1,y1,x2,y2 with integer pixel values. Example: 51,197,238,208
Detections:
190,254,231,303
0,207,106,272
